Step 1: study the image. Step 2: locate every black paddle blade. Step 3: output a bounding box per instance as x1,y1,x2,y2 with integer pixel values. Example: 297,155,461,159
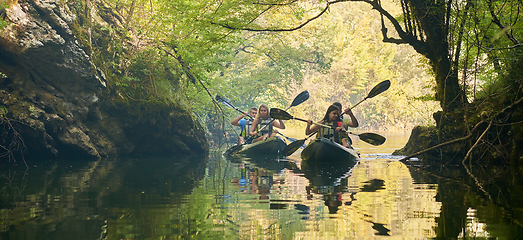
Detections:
358,133,386,146
282,139,306,156
367,80,391,99
216,95,235,108
224,144,243,156
289,90,309,108
270,108,293,120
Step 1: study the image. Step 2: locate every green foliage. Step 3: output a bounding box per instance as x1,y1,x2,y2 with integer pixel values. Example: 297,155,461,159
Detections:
0,105,7,118
0,4,8,30
0,19,7,30
475,49,523,104
82,0,451,134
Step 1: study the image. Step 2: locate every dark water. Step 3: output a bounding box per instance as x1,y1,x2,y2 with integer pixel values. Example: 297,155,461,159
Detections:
1,133,522,239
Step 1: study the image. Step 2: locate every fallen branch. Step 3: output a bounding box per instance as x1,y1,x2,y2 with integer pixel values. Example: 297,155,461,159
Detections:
399,121,486,162
462,121,492,164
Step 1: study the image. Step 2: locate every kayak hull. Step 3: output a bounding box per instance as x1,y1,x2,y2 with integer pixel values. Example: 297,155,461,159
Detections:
230,136,287,156
301,138,359,165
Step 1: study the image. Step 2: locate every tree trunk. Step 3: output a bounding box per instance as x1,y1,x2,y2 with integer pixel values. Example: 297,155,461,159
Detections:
408,0,465,112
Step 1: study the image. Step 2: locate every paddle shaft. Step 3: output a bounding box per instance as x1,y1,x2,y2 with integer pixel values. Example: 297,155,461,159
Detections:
291,117,332,128
226,103,255,121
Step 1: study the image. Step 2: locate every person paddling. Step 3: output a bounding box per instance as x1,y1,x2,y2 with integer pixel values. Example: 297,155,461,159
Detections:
231,107,258,144
249,104,285,143
306,105,352,148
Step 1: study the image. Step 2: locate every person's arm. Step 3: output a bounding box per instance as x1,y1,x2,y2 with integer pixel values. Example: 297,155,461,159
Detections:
341,138,350,148
272,119,285,129
231,113,248,126
335,124,348,137
343,108,359,127
305,120,320,135
249,118,259,136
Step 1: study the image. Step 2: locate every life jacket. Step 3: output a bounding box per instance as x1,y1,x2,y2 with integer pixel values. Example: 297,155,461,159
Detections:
240,117,253,139
254,117,273,137
318,120,343,144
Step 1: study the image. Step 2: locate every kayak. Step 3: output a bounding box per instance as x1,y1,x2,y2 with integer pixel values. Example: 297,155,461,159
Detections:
230,136,287,156
301,137,359,164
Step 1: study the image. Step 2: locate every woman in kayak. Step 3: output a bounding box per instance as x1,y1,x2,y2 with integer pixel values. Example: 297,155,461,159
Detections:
306,105,352,148
249,103,285,143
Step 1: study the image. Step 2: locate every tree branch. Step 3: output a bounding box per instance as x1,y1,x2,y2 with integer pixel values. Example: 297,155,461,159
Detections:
486,0,520,45
213,1,333,32
462,121,492,164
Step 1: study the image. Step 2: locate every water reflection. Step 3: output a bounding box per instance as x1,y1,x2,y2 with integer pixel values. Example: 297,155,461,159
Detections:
1,132,522,239
0,155,208,240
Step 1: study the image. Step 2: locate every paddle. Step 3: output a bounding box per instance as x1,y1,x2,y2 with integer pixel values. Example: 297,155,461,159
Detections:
222,90,310,156
349,80,390,110
270,108,332,128
215,95,301,143
278,80,391,156
270,108,385,144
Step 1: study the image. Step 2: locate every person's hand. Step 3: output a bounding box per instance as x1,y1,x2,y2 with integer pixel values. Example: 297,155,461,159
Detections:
343,107,352,115
242,112,248,117
335,126,344,132
307,120,312,126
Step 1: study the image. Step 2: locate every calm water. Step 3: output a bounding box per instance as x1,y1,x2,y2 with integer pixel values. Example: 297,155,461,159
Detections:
1,132,522,239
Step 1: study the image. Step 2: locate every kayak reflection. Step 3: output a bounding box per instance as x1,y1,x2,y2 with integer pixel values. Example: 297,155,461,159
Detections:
300,158,358,214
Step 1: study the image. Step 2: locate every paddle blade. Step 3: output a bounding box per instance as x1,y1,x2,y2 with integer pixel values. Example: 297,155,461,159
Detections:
366,80,390,99
270,108,293,120
281,139,306,156
216,95,235,108
215,95,226,103
224,144,243,156
289,90,309,108
358,133,386,146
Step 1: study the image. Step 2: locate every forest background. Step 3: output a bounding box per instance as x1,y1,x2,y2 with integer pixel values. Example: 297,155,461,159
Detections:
68,0,441,140
3,0,520,156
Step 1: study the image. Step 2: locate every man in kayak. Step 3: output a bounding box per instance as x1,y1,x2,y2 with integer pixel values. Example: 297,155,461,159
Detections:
231,107,258,144
306,105,352,148
249,103,285,143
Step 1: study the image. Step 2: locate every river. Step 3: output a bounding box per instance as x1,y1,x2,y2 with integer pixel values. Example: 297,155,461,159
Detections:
1,132,522,239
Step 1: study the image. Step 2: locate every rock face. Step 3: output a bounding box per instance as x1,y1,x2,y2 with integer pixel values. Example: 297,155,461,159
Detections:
0,0,208,160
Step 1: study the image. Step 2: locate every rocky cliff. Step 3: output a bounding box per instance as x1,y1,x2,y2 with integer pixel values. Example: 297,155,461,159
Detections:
0,0,208,161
